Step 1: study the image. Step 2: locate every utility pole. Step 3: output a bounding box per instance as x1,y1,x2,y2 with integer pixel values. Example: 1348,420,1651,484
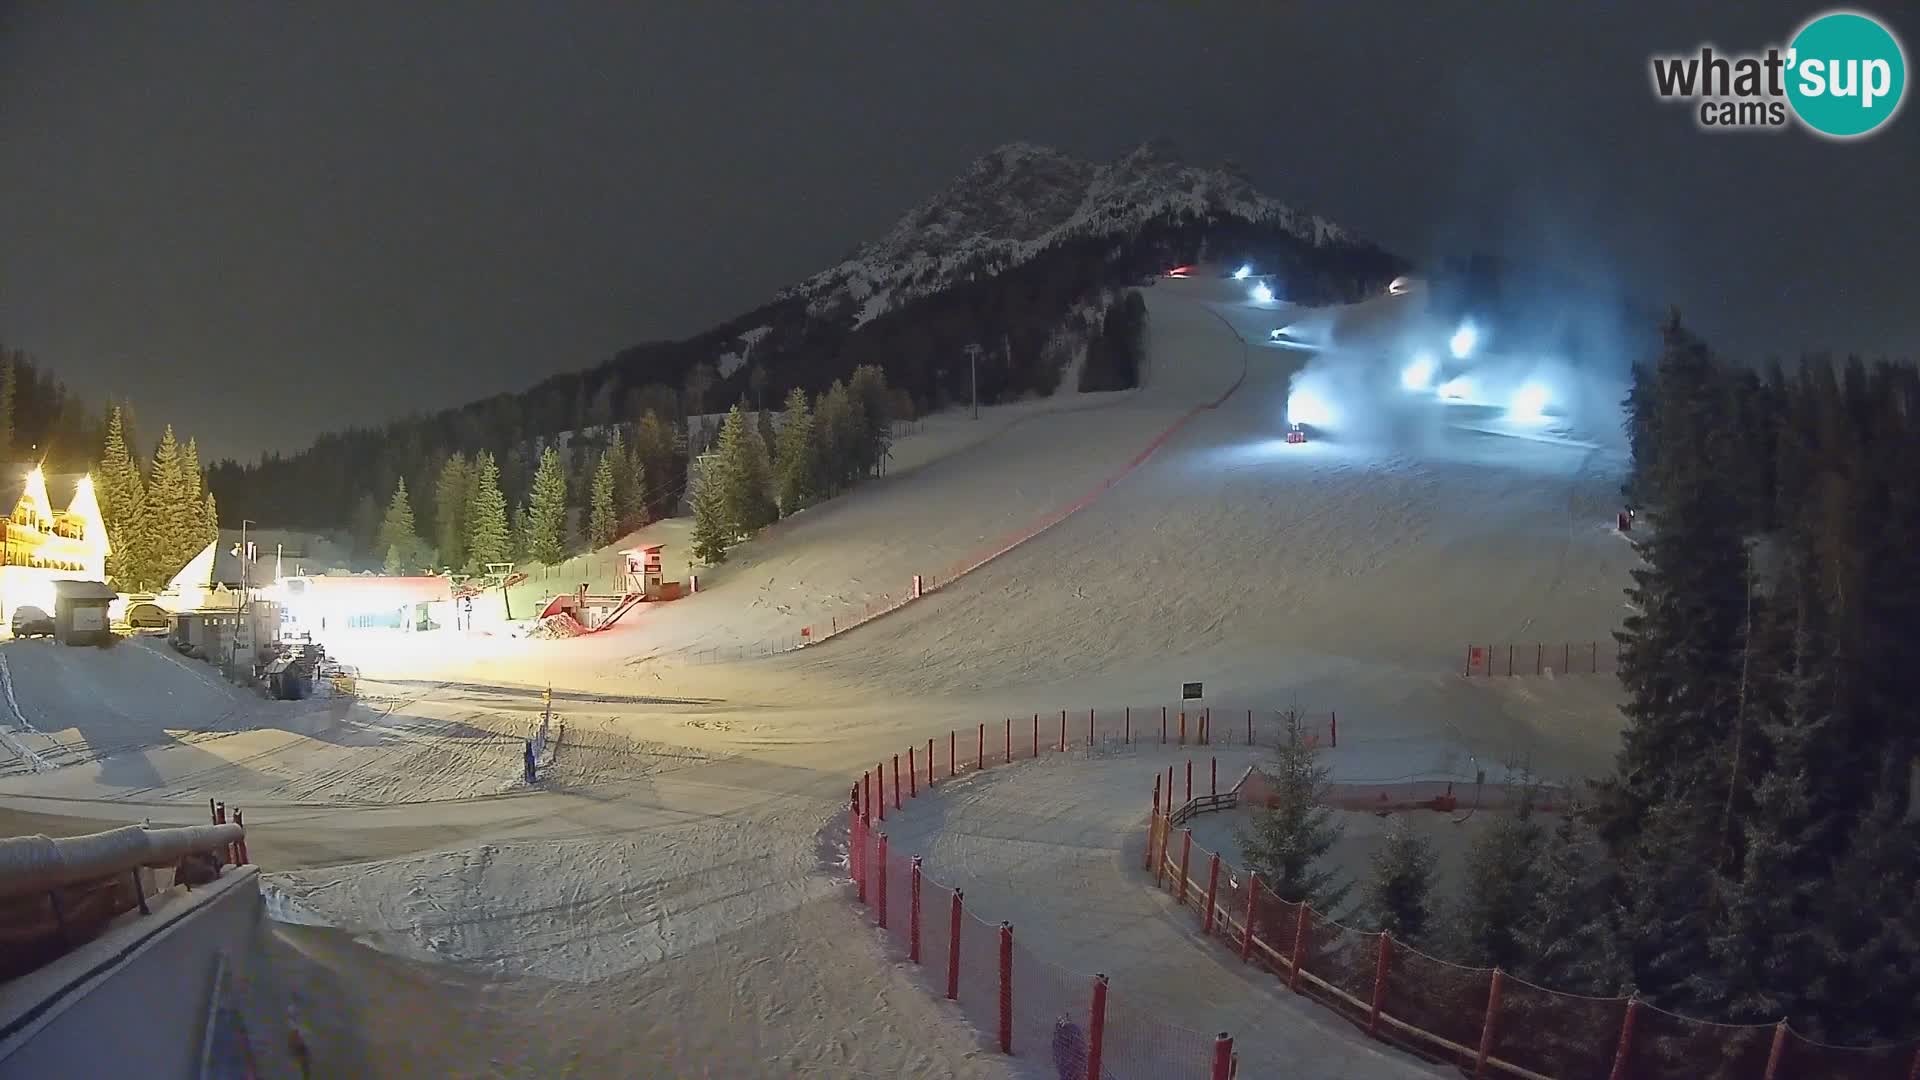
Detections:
964,344,982,420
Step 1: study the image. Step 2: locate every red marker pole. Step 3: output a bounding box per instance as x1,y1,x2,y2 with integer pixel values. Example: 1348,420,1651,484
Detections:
1032,713,1039,758
910,856,923,963
893,754,902,810
928,737,936,788
877,763,887,821
1145,776,1162,871
946,890,963,1000
908,746,917,798
1211,1033,1234,1080
1203,853,1221,934
949,731,956,777
1087,974,1110,1080
1161,705,1167,744
876,833,890,929
1241,872,1261,962
1211,756,1218,797
977,722,985,769
997,922,1014,1054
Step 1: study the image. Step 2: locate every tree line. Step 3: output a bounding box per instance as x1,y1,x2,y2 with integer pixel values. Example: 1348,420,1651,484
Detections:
208,216,1395,535
689,365,894,564
1240,320,1920,1046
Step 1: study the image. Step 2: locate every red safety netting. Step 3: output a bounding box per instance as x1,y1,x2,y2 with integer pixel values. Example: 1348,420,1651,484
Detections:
1490,974,1629,1080
1780,1031,1920,1080
1377,940,1491,1060
1299,908,1378,1016
1623,1002,1775,1079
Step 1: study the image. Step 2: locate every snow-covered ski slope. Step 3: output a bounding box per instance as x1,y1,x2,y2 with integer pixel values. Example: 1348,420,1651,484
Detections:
0,270,1639,1077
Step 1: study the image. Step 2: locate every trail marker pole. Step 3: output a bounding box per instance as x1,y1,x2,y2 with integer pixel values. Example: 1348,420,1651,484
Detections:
946,891,963,1000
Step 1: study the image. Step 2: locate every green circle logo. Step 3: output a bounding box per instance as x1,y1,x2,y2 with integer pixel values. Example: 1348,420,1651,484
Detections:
1786,10,1907,138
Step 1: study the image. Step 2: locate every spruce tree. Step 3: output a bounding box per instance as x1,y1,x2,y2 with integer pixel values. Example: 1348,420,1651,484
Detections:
714,404,775,535
1234,712,1350,909
603,428,636,531
620,440,648,530
1598,316,1752,852
588,450,617,548
434,453,471,572
1450,801,1546,971
524,445,569,564
634,411,678,513
463,451,510,572
201,489,220,554
848,365,893,476
98,405,149,589
146,425,193,581
1515,812,1627,994
378,478,421,574
182,436,207,553
688,456,730,564
774,386,817,513
1821,793,1920,1044
1363,818,1437,944
813,381,857,496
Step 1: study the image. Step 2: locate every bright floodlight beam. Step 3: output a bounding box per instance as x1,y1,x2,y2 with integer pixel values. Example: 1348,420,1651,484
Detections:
1251,281,1274,303
1449,321,1478,360
1233,264,1251,280
1401,352,1436,391
1509,382,1550,422
1287,386,1332,427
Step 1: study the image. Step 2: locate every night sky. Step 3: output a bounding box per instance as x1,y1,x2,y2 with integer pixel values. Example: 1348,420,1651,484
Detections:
3,3,1914,462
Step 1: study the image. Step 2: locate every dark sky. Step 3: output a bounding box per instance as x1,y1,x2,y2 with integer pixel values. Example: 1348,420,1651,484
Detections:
3,2,1915,462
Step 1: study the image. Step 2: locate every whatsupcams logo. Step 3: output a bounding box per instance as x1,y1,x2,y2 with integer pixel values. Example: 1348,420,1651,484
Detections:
1650,9,1907,138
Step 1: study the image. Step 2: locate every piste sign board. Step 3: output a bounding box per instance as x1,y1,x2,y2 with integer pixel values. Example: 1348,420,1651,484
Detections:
1181,682,1203,701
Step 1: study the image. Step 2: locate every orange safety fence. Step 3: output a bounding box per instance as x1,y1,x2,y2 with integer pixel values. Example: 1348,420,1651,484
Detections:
1465,640,1620,677
1146,793,1920,1080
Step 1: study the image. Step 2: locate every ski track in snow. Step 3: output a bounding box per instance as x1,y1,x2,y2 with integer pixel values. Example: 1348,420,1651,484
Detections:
0,275,1636,1076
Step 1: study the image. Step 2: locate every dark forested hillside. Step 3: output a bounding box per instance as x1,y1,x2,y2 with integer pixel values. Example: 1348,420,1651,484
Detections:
210,142,1400,537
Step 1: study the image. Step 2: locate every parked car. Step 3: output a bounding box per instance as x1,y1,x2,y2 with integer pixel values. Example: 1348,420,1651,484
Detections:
11,606,54,639
125,602,170,629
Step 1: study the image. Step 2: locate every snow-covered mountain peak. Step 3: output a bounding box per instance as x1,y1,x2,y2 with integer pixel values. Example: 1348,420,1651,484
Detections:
780,141,1356,325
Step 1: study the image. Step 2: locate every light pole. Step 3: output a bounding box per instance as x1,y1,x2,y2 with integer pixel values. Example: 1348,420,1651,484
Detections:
964,344,982,420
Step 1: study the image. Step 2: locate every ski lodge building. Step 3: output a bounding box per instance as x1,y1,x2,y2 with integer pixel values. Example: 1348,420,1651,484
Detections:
0,467,108,625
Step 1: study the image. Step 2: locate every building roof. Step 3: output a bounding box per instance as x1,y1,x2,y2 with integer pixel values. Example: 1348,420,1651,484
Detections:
51,579,118,602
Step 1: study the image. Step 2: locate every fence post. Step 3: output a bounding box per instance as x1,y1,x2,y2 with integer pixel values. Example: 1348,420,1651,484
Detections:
1211,1033,1234,1080
1029,713,1036,758
1289,903,1309,990
1466,644,1473,676
1592,640,1599,673
1564,641,1570,672
1203,853,1221,934
977,723,984,769
893,755,902,809
1186,758,1193,803
1247,708,1253,745
1763,1020,1791,1080
1474,969,1505,1078
1154,812,1168,887
929,737,936,788
1487,643,1494,676
908,746,917,798
1608,996,1639,1080
1369,933,1392,1036
1330,710,1337,748
853,812,867,904
877,763,887,821
1211,756,1218,796
1536,642,1543,674
1089,707,1095,747
947,890,963,1000
1177,829,1193,905
998,922,1013,1054
1060,709,1067,752
1162,705,1167,744
1006,717,1012,764
1168,765,1175,812
950,731,956,777
1146,777,1162,870
876,833,890,929
1179,710,1187,744
910,856,923,963
1125,706,1131,744
1506,643,1513,676
1242,873,1261,962
1087,974,1110,1080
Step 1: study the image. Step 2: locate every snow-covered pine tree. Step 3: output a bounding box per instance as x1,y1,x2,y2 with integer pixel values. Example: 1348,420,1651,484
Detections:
524,445,569,565
98,405,149,589
714,404,775,536
588,450,617,549
181,436,207,555
774,386,817,513
1233,711,1349,910
813,380,857,497
463,451,510,572
847,365,892,477
1363,818,1437,944
379,478,421,574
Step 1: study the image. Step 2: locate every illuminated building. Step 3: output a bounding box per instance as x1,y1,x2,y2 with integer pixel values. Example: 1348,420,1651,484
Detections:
0,468,110,625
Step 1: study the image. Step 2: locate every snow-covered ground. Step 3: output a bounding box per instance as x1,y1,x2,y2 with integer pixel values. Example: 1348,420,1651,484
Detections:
0,270,1638,1076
